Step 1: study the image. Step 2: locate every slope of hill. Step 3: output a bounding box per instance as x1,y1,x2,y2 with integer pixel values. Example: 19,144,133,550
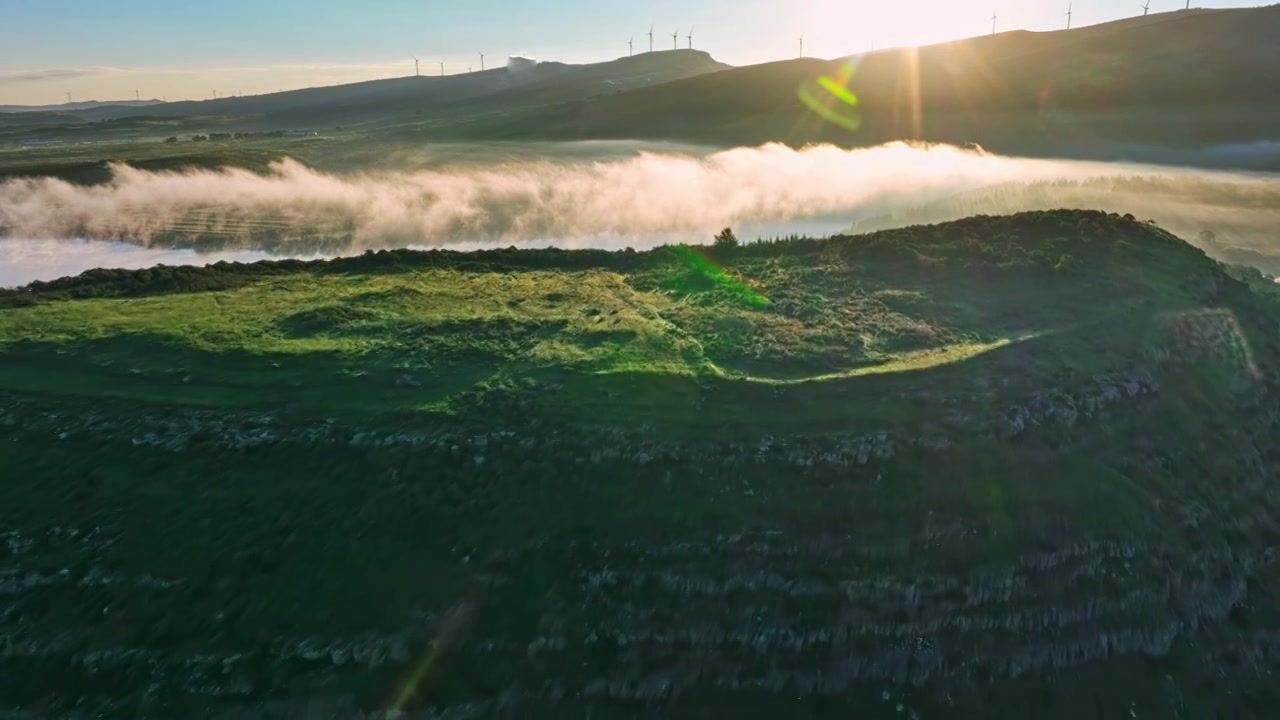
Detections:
3,211,1280,717
55,50,730,129
433,6,1280,150
0,99,163,114
846,174,1280,274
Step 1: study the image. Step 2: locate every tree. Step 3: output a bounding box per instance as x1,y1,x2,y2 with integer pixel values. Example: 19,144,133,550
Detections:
164,136,179,144
1197,228,1218,245
714,228,739,249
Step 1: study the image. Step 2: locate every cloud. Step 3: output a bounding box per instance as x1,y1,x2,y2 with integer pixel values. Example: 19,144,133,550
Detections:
0,59,470,103
3,141,1280,287
0,140,1243,251
0,67,117,86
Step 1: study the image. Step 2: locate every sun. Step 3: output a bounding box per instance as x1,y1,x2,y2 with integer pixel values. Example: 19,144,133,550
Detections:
806,0,991,54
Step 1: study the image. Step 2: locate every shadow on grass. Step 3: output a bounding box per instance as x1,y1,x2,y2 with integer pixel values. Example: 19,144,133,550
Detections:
0,332,509,418
0,297,1254,439
470,312,1177,437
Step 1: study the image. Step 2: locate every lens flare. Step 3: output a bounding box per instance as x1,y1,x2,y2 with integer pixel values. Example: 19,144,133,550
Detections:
1169,308,1262,384
798,58,863,132
386,601,473,713
669,244,769,309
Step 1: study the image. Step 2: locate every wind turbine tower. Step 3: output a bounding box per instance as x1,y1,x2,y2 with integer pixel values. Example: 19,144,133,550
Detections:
672,28,679,51
1140,0,1151,15
1066,1,1073,29
628,36,634,56
135,89,140,101
799,34,805,58
480,53,486,71
413,56,420,76
66,92,71,104
439,61,445,76
648,25,654,53
686,27,694,50
992,9,998,34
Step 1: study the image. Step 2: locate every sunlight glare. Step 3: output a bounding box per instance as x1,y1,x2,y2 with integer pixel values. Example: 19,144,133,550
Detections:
807,0,1001,53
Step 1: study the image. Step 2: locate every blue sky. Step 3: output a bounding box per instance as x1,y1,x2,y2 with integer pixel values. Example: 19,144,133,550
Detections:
0,0,1261,105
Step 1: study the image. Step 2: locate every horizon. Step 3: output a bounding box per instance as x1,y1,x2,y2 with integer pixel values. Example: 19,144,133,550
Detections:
0,0,1261,106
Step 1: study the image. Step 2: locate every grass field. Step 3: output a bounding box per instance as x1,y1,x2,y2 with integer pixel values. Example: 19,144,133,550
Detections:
3,211,1280,717
0,211,1210,434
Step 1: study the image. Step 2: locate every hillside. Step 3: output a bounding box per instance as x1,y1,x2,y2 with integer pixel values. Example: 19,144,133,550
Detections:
28,51,730,131
0,99,164,115
5,8,1280,183
846,175,1280,274
3,211,1280,717
431,6,1280,150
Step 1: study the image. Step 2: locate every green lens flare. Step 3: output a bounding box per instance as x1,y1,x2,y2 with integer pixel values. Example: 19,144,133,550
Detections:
797,59,862,132
670,244,769,309
817,75,859,106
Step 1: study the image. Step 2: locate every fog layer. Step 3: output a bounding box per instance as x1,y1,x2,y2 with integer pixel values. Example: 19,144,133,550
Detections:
1,141,1278,278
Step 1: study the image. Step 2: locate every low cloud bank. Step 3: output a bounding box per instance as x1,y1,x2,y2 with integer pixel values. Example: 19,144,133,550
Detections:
1,141,1277,257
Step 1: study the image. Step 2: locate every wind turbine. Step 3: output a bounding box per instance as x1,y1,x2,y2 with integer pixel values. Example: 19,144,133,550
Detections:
66,92,71,104
628,36,634,56
135,89,140,101
479,52,486,71
799,33,804,58
992,9,998,34
413,56,420,76
1066,1,1073,29
672,27,679,51
648,24,654,53
1140,0,1151,15
439,61,445,76
686,27,694,50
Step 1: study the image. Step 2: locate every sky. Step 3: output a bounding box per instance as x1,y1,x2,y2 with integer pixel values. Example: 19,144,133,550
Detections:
0,0,1262,106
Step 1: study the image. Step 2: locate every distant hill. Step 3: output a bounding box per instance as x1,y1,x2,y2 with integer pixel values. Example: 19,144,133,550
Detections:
62,51,730,128
6,7,1279,164
0,99,163,114
433,6,1280,150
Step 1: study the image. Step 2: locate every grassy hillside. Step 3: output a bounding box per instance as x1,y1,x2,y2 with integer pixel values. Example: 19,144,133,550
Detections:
847,175,1280,274
428,6,1280,150
0,51,729,142
7,6,1280,158
3,211,1280,717
4,8,1279,189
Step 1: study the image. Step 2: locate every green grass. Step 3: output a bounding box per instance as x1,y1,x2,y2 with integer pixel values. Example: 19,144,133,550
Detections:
3,210,1280,717
0,211,1206,433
